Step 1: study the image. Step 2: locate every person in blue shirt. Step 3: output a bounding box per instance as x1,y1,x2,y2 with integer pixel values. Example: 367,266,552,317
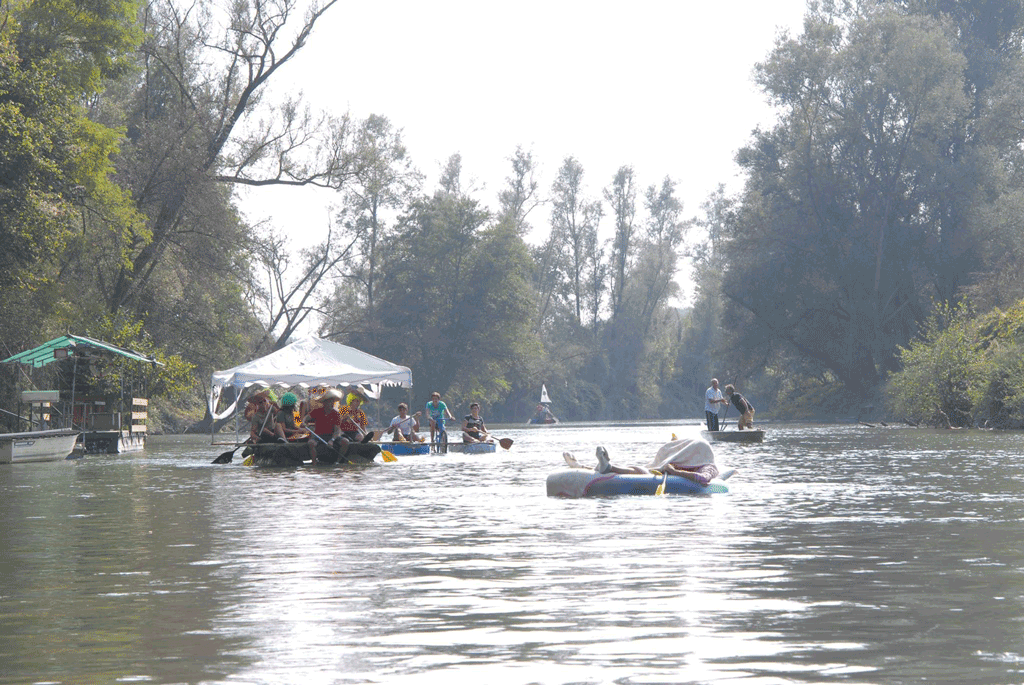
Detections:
425,391,456,445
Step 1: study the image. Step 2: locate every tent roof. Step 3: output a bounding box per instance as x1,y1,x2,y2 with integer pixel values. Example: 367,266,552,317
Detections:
208,336,412,418
2,334,162,368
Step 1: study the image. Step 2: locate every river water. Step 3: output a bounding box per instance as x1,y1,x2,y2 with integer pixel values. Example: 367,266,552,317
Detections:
3,422,1024,684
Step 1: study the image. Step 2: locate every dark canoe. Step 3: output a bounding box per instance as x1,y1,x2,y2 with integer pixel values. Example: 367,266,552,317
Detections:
246,440,381,467
701,429,765,443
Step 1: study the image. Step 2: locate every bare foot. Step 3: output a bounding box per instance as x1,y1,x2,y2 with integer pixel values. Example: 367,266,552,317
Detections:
563,451,583,468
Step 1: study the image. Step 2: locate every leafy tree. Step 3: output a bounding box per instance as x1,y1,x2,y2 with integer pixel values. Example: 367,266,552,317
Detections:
336,114,423,318
544,156,603,329
604,165,637,320
724,4,979,396
497,146,542,236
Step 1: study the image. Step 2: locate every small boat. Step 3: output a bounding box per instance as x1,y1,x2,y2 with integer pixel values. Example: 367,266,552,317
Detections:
701,429,765,443
0,429,80,464
378,441,429,456
446,442,497,454
528,385,558,424
546,468,735,498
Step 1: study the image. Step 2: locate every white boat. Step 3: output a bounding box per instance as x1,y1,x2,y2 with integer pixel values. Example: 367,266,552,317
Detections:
0,429,80,464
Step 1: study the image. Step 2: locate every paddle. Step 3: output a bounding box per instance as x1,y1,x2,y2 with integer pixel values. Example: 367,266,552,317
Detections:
655,470,668,496
212,444,246,464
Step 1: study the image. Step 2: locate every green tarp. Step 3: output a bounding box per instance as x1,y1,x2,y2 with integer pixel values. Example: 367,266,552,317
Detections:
2,335,161,368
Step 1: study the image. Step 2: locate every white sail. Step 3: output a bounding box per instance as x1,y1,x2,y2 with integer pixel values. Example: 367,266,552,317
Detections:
540,384,551,404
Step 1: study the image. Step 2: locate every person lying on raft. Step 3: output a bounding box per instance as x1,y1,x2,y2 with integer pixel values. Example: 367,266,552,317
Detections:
274,391,318,463
382,403,424,442
461,402,493,443
563,437,722,486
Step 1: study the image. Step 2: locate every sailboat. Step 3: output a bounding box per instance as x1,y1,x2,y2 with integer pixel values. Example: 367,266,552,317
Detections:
528,384,558,424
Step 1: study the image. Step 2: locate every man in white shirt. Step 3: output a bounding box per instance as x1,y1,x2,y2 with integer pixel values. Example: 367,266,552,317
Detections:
704,378,727,431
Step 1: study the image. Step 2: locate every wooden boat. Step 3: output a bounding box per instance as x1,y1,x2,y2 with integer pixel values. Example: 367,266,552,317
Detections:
701,429,765,443
244,440,381,467
0,429,80,464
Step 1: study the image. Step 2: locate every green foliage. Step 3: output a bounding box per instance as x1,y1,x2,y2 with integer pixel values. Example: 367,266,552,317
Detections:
88,313,196,400
886,303,986,426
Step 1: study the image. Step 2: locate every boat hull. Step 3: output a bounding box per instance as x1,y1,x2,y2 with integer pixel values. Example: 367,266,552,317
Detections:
701,429,765,443
446,442,497,454
378,441,429,456
245,440,381,467
0,429,80,464
546,468,732,498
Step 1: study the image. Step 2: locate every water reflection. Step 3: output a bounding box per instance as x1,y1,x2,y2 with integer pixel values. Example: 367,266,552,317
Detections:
3,424,1024,683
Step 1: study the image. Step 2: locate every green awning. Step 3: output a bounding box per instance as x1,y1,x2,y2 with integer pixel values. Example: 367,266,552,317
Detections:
2,335,162,368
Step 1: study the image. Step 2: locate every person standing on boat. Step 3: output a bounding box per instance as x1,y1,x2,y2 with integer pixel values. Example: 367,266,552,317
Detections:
462,402,492,443
425,391,455,445
704,378,727,431
383,403,423,442
724,384,755,430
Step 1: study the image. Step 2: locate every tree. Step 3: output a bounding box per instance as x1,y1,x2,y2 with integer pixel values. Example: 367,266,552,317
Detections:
604,165,637,320
104,0,351,315
545,156,603,329
497,146,542,236
336,113,422,318
724,4,977,395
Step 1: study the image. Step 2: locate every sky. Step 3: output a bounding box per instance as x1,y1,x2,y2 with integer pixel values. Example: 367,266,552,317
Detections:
240,0,810,302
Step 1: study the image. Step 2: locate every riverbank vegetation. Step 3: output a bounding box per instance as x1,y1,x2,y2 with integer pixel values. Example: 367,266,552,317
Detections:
2,0,1023,428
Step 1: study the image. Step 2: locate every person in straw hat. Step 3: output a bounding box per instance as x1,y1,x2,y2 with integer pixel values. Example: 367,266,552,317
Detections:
304,388,345,451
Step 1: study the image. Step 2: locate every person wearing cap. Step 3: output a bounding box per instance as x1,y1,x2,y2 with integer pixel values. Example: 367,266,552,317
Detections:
304,388,345,450
274,391,317,462
383,403,423,442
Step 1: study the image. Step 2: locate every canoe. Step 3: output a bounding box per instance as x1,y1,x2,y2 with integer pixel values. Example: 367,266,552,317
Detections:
546,468,735,498
0,429,80,464
446,442,497,454
701,429,765,443
378,441,429,456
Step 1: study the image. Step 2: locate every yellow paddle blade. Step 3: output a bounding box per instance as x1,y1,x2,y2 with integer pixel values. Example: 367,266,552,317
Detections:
671,433,677,440
655,472,668,496
380,450,397,463
242,455,255,467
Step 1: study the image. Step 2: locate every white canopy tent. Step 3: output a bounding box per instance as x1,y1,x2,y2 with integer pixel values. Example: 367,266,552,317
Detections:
208,336,413,420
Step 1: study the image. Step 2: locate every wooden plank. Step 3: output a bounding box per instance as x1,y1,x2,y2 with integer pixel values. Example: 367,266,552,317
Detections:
131,411,148,420
132,398,149,406
131,424,148,433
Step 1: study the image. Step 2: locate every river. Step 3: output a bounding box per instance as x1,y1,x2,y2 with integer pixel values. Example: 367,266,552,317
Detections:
2,422,1024,684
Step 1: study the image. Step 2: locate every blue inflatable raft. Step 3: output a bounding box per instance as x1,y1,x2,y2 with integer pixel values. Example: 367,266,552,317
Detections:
546,468,735,498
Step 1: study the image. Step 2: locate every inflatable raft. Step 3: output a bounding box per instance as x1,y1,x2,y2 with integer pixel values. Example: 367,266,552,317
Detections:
546,468,735,498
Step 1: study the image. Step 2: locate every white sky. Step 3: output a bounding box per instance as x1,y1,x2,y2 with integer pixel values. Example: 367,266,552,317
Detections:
240,0,809,302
